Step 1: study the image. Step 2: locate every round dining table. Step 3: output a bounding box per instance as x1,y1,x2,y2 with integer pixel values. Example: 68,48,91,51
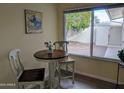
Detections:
34,49,67,88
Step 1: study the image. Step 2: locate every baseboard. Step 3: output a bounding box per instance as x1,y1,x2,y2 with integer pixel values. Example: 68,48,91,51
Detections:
62,69,124,85
62,69,124,88
75,71,117,84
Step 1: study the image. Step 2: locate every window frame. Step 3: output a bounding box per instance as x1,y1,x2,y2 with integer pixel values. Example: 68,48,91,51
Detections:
63,3,124,62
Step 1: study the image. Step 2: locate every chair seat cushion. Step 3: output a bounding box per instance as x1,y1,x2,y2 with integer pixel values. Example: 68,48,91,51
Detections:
18,68,45,82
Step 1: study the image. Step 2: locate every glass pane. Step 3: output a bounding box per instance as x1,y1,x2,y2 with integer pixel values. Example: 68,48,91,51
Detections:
64,11,92,56
93,7,124,60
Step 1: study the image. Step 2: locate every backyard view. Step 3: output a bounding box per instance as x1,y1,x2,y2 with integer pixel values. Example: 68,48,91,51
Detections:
65,7,124,59
65,11,91,56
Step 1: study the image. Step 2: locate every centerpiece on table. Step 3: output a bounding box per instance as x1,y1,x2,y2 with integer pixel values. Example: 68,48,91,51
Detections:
44,41,53,54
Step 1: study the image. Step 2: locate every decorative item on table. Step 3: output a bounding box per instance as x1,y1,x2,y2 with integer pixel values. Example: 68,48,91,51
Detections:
44,41,53,54
117,48,124,62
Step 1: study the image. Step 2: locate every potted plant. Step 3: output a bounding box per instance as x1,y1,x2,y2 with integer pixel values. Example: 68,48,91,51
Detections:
117,48,124,62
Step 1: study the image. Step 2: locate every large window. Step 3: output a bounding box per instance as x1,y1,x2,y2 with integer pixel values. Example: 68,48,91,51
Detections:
64,4,124,60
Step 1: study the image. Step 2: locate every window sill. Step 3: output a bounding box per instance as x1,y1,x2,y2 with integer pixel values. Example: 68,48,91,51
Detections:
68,53,120,63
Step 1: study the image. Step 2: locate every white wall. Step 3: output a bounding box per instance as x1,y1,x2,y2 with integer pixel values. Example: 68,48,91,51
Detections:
0,4,58,87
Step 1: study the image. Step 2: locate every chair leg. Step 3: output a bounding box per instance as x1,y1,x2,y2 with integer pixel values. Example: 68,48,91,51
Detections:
17,82,24,89
58,63,61,86
72,62,75,84
16,82,19,89
66,64,68,71
57,61,75,86
18,84,24,89
21,85,25,89
40,82,44,89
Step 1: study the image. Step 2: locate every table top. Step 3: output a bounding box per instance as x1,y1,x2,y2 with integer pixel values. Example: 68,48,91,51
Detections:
34,49,67,60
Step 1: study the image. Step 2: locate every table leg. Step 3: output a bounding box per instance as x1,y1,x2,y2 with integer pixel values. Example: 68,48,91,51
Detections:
48,60,56,89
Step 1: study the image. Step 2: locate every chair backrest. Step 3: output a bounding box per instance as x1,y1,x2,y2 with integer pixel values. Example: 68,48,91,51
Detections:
53,41,69,53
8,48,24,80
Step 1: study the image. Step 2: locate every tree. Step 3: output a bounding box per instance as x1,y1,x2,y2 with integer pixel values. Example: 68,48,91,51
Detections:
65,11,91,31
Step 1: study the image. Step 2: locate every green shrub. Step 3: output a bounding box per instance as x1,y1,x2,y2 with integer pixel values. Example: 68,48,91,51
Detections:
65,11,91,31
117,49,124,62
